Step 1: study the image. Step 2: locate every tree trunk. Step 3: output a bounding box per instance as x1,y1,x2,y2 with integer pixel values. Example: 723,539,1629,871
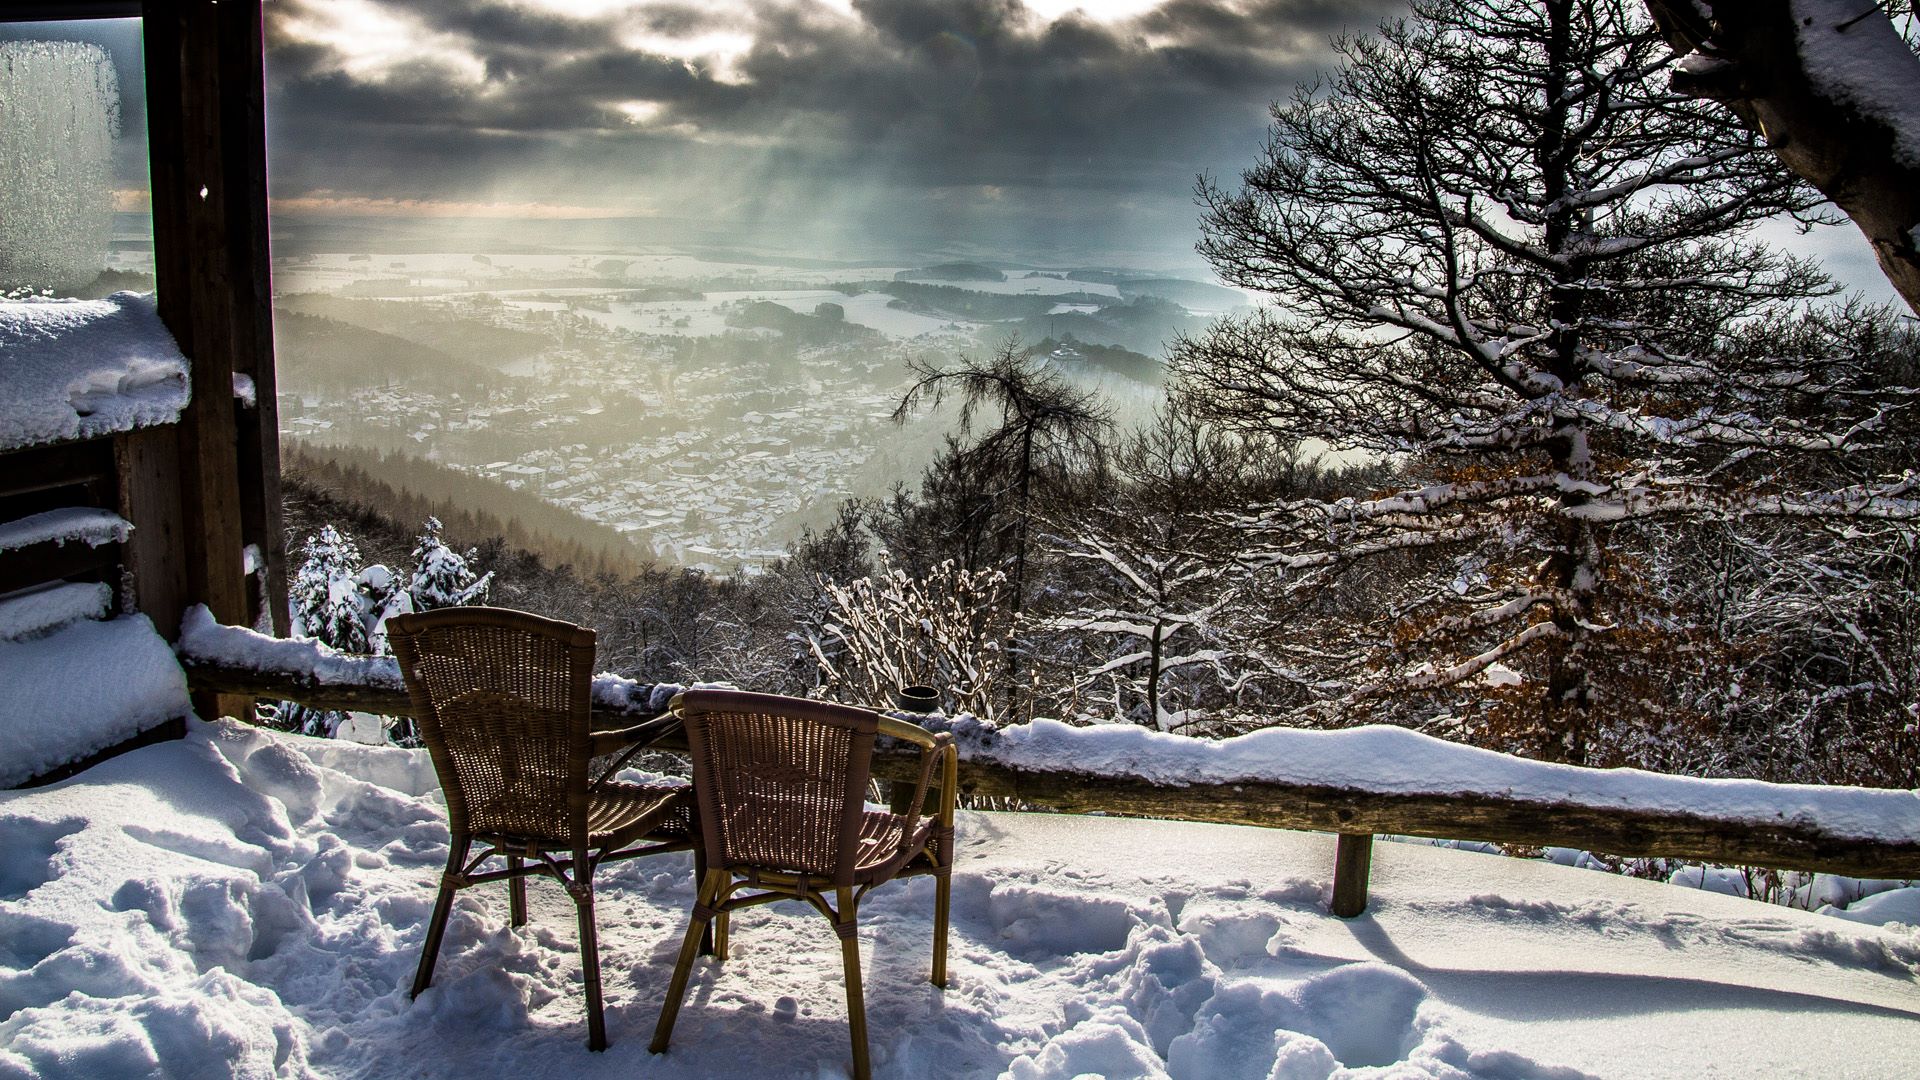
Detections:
1147,618,1164,726
1646,0,1920,316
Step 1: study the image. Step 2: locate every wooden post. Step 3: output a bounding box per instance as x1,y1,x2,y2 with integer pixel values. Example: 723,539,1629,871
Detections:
1331,833,1374,918
143,0,279,716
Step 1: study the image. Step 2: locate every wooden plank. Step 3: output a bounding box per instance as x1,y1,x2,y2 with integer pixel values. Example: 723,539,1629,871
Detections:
116,427,189,635
0,539,118,596
217,0,288,637
179,658,1920,880
0,440,114,502
1331,833,1374,917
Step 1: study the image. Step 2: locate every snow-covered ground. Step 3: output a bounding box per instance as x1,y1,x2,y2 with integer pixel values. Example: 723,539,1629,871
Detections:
1,720,1916,1079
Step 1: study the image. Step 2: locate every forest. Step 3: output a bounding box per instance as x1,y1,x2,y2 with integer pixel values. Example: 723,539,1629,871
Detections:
274,0,1920,793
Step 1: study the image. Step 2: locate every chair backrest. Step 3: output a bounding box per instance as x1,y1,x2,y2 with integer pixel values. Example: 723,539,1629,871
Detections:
675,689,879,887
388,607,596,848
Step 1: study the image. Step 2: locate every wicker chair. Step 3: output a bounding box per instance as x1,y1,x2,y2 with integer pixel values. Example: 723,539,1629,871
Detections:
388,607,697,1052
648,689,957,1080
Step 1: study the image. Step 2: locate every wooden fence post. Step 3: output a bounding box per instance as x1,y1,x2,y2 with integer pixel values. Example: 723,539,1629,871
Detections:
1331,833,1374,917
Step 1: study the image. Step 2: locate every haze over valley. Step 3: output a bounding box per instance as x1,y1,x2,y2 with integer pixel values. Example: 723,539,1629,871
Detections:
268,228,1245,574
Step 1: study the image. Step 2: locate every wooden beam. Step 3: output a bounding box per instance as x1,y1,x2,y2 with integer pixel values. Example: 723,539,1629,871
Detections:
0,440,114,502
217,0,287,636
180,658,1920,881
0,537,118,595
140,0,282,665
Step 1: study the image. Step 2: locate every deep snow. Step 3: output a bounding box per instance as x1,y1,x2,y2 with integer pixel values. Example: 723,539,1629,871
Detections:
0,292,189,452
0,720,1915,1079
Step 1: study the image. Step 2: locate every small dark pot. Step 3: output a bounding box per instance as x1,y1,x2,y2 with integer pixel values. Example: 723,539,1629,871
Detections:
894,685,940,714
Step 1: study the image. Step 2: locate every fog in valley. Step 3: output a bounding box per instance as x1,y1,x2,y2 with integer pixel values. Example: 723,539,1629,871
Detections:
269,231,1248,574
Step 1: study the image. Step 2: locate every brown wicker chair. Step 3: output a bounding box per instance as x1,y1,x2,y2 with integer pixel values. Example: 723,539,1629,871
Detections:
388,606,697,1052
648,688,957,1080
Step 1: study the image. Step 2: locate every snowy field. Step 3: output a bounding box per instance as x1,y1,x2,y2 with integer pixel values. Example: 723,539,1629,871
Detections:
1,720,1916,1079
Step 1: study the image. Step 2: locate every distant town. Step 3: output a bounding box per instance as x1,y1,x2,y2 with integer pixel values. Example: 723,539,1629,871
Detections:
267,247,1228,575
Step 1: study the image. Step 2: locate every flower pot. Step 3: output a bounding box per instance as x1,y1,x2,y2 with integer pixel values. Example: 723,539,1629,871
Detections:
894,685,940,714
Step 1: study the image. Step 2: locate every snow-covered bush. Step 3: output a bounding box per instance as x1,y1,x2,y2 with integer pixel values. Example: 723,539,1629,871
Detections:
805,555,1011,721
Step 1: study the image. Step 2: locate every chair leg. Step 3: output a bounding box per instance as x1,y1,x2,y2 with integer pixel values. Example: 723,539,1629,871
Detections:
837,887,870,1080
572,873,608,1052
508,856,528,927
713,910,730,961
932,869,951,989
412,837,470,998
693,847,715,957
651,869,725,1055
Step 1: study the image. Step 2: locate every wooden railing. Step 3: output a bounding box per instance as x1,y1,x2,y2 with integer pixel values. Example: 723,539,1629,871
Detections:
183,655,1920,915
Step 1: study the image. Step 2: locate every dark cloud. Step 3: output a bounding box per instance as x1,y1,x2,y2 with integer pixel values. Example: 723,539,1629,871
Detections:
263,0,1405,262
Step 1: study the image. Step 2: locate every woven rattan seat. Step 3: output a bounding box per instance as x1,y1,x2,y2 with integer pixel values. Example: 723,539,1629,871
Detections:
389,606,697,1052
649,689,957,1080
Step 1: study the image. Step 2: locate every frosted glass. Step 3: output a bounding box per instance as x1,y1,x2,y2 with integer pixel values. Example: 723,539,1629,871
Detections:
0,41,121,295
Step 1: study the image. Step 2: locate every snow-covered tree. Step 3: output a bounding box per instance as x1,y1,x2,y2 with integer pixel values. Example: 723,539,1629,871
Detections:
406,517,492,612
1029,407,1313,730
1038,512,1234,730
1169,0,1920,764
892,341,1112,617
290,525,366,655
276,519,494,744
280,526,365,737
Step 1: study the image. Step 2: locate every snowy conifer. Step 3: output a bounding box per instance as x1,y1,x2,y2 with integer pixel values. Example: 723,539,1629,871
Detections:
406,516,492,612
278,526,365,737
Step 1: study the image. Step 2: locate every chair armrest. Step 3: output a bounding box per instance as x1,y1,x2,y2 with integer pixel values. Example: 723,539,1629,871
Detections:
588,712,684,786
877,715,941,748
879,718,956,828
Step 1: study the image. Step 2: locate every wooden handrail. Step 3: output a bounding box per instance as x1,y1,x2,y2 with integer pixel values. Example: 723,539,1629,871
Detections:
181,656,1920,904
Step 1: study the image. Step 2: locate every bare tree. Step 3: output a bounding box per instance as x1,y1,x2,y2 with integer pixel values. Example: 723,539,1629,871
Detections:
1171,0,1919,763
893,340,1112,616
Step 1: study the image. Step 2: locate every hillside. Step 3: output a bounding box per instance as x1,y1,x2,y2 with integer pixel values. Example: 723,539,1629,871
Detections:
282,441,650,578
894,261,1007,282
276,293,550,373
272,310,510,396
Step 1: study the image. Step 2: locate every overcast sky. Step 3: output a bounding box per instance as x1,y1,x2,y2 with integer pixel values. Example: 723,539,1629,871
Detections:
1,0,1899,290
257,0,1405,266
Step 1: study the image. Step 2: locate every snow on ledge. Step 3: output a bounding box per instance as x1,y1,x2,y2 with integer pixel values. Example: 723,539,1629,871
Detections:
0,611,189,787
0,581,111,642
173,606,1920,845
0,506,131,553
938,716,1920,844
178,604,405,690
0,291,190,451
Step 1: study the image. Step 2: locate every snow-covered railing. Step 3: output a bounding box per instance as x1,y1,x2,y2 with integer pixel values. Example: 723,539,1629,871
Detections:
176,613,1920,913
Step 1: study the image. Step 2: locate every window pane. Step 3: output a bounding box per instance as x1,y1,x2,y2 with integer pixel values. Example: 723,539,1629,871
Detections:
0,19,150,299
